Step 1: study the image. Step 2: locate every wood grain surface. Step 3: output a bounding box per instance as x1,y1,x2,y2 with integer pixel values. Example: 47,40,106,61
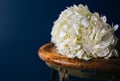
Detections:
38,42,120,71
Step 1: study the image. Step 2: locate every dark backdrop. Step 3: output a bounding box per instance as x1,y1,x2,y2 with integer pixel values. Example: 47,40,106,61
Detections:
0,0,120,81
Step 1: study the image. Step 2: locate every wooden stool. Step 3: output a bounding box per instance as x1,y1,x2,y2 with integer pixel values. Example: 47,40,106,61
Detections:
38,43,120,81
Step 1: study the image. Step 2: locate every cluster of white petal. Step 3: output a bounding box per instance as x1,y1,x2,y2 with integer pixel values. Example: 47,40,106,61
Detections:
51,4,119,60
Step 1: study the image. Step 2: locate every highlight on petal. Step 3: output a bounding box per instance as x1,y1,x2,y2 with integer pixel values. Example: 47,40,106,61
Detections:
113,24,119,31
81,17,89,27
101,15,107,23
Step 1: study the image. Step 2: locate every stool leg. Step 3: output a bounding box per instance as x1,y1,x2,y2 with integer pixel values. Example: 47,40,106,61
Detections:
59,69,69,81
50,69,57,81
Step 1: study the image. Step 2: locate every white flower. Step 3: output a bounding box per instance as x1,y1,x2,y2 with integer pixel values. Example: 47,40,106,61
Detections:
51,4,119,60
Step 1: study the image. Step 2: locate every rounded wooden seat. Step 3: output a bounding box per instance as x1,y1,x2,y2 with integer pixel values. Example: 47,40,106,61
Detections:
38,42,120,81
39,42,120,71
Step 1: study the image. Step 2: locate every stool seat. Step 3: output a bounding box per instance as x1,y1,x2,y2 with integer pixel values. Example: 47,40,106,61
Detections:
38,42,120,81
39,42,120,71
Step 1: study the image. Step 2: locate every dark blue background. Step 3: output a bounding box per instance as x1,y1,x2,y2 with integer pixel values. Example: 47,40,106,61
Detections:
0,0,120,81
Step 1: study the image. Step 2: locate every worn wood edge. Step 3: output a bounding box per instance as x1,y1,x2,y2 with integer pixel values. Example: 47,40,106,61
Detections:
38,42,120,71
38,43,52,62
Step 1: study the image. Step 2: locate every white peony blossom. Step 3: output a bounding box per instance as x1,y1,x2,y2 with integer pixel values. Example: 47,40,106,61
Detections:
51,4,119,60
